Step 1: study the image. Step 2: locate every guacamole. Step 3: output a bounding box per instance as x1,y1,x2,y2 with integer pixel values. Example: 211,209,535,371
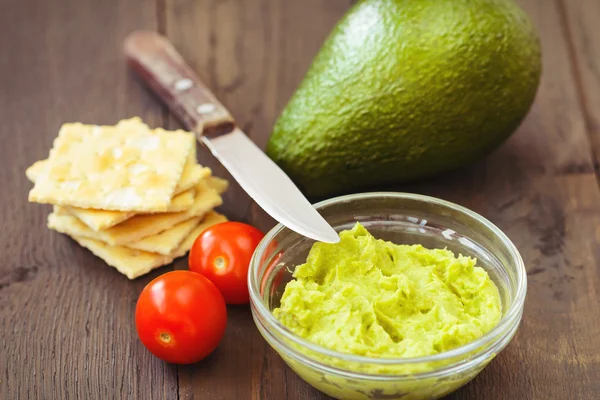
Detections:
273,223,502,359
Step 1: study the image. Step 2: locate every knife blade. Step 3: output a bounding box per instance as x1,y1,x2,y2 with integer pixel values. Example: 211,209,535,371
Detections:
124,31,340,243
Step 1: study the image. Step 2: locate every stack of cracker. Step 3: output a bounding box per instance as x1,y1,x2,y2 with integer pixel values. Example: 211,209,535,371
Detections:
26,117,230,280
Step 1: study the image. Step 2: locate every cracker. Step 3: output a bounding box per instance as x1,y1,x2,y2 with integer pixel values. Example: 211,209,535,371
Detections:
25,160,47,183
70,236,171,280
27,157,210,231
47,181,223,245
170,211,228,258
115,116,150,130
28,122,194,211
25,119,207,196
207,176,229,194
125,216,201,255
174,135,202,194
27,158,207,231
178,163,212,193
26,157,210,196
154,186,196,212
57,187,197,231
64,211,228,279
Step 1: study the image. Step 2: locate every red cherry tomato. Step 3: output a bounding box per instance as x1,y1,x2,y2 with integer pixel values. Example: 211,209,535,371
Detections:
135,270,227,364
188,222,265,304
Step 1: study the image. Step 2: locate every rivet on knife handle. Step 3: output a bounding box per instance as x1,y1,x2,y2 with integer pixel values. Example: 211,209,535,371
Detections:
124,31,235,138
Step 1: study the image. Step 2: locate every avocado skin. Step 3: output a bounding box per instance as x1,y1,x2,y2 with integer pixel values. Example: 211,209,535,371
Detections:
266,0,542,197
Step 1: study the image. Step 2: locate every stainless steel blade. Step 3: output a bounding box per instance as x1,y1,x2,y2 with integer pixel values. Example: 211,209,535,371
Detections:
201,129,340,243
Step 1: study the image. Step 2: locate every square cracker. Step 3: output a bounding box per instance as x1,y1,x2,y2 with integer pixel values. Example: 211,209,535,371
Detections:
52,214,200,256
67,211,228,279
25,116,202,192
27,159,212,231
72,236,170,279
26,157,210,196
57,187,197,231
28,160,219,231
124,216,201,255
47,181,223,245
61,173,222,232
28,121,195,211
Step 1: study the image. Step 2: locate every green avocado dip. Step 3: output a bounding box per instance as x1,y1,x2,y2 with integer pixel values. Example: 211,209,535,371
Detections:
273,223,502,360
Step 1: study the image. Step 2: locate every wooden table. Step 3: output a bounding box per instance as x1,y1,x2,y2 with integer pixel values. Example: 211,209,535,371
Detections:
2,0,599,398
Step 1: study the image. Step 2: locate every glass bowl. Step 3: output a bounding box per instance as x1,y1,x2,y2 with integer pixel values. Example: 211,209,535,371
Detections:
248,192,526,400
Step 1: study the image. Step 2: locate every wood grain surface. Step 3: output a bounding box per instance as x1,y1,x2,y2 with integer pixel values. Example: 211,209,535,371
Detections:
0,0,178,399
2,0,599,399
560,0,600,170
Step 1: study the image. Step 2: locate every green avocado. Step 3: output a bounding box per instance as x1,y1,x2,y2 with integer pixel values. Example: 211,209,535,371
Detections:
266,0,542,197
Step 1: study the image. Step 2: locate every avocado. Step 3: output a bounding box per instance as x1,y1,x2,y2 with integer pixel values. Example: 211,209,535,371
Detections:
266,0,542,197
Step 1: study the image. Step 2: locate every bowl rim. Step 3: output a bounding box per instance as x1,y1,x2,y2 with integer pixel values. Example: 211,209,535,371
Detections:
248,191,527,366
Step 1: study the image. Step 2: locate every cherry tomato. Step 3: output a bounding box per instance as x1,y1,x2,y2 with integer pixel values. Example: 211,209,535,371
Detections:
135,270,227,364
189,222,265,304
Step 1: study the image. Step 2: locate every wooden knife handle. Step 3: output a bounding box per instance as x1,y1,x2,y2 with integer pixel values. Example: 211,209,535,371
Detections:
124,31,236,138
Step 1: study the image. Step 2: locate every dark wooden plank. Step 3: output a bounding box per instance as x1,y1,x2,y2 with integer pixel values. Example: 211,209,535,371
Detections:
159,0,600,399
5,0,588,399
162,0,354,233
559,0,600,171
162,0,352,398
0,1,178,399
424,0,600,398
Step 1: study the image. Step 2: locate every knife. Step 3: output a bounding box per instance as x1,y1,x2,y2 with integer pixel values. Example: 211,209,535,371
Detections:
124,31,339,244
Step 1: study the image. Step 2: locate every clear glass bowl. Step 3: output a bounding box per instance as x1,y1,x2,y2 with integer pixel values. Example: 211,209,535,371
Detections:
249,192,526,400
